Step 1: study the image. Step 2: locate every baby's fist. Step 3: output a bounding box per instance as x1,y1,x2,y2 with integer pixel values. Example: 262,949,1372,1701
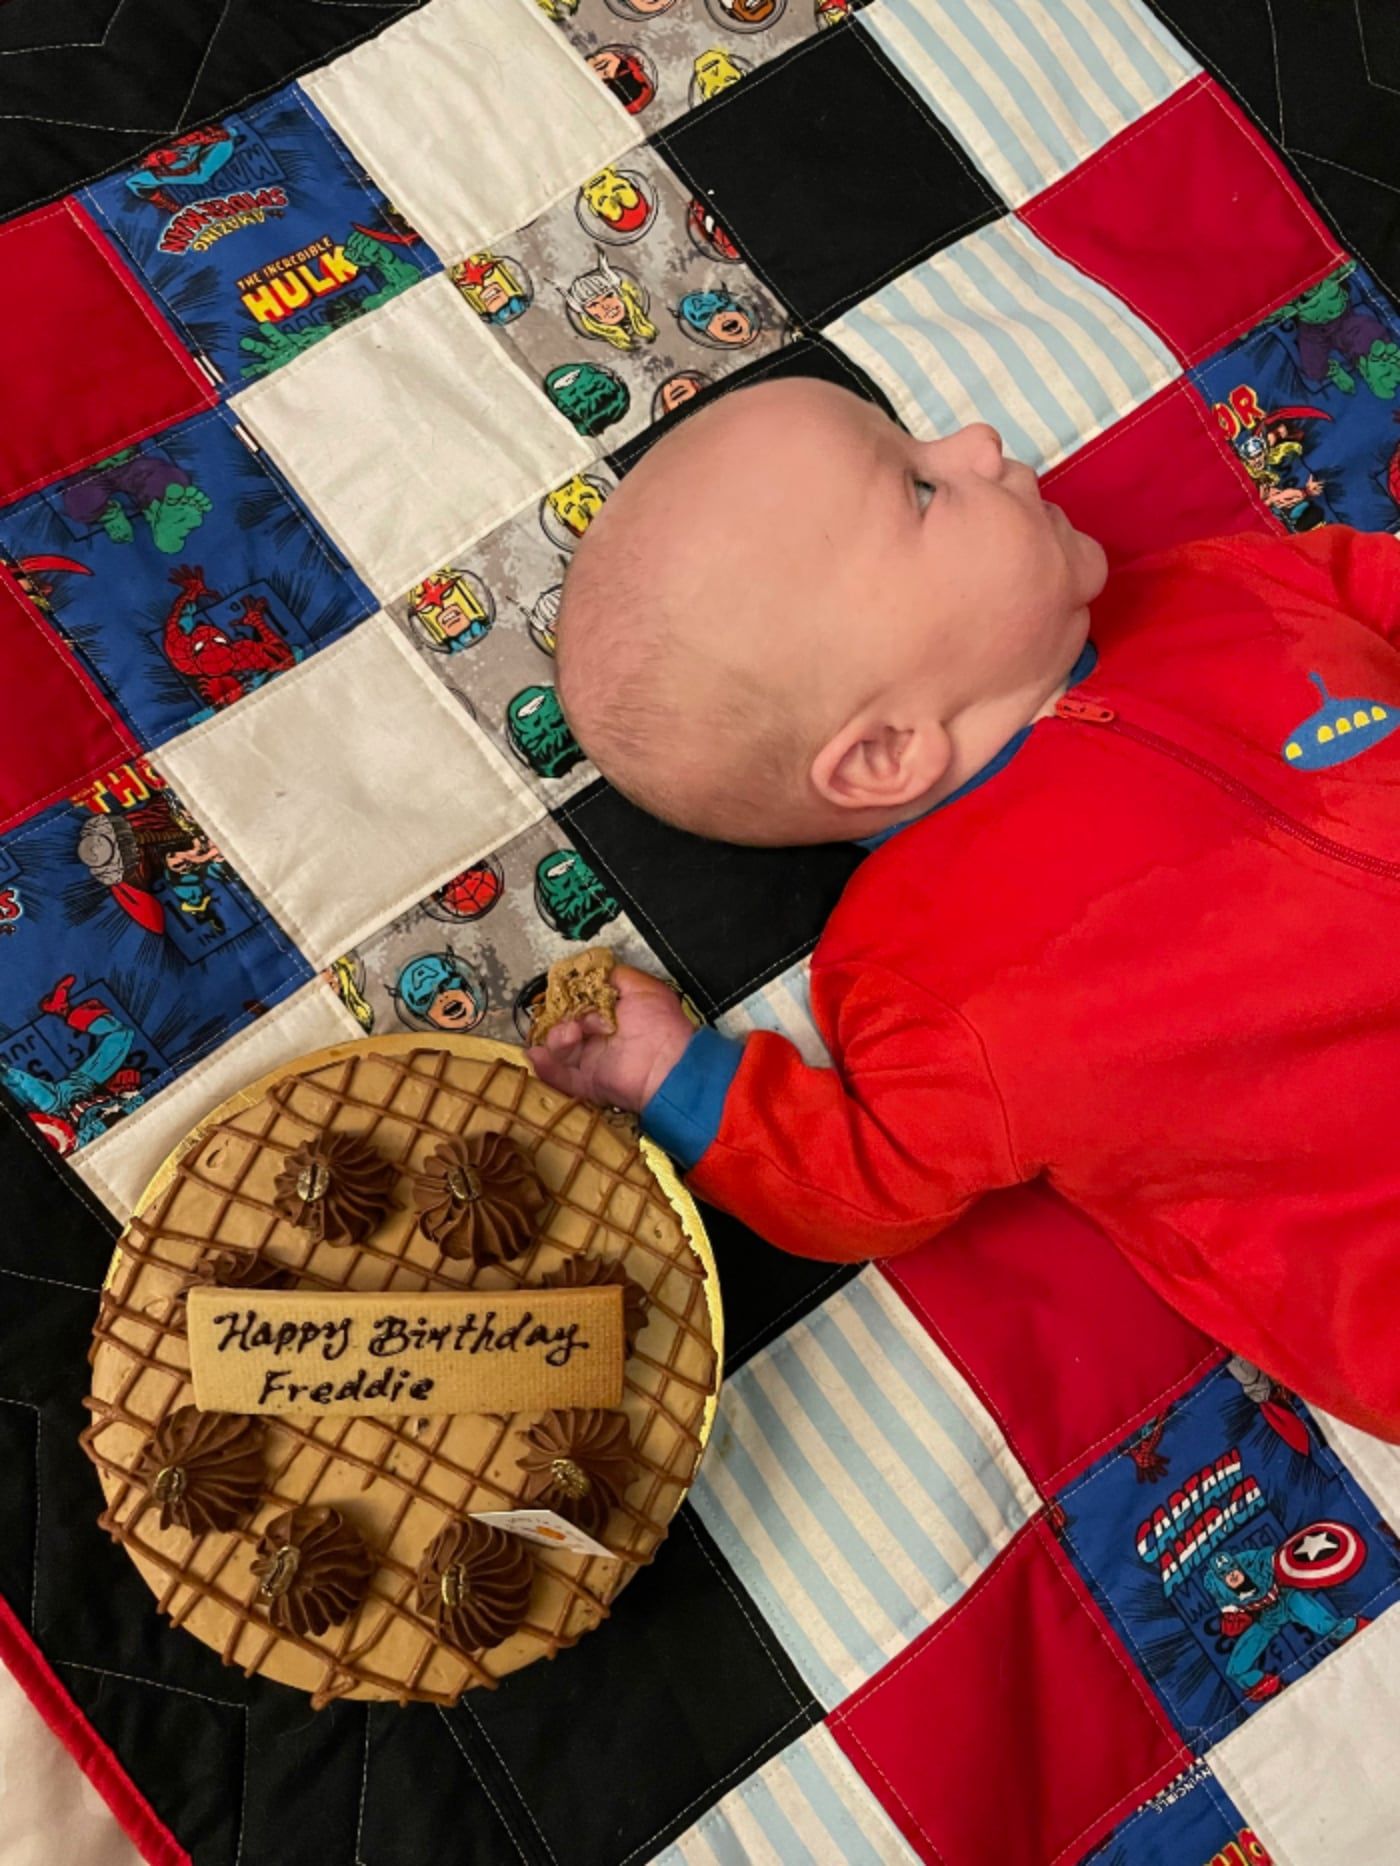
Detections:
527,964,693,1114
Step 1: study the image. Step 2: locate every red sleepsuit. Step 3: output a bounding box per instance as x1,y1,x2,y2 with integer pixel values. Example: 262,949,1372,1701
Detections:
642,528,1400,1441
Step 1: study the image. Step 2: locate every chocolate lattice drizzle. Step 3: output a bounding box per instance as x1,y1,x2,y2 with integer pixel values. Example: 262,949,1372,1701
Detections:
82,1044,717,1707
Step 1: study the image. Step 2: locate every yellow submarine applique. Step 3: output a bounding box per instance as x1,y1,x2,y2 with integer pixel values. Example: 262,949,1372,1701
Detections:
1282,672,1400,770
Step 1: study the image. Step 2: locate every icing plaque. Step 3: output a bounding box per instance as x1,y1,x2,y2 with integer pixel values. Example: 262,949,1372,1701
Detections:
187,1285,625,1417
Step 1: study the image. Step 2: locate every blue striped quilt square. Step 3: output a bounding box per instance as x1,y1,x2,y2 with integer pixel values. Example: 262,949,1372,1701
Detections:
690,1267,1039,1705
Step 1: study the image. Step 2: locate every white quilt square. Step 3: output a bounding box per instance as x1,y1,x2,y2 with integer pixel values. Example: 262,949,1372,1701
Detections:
157,613,540,969
301,0,631,259
230,273,591,598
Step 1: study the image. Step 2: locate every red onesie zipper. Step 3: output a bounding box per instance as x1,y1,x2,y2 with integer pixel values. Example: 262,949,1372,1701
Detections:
1052,692,1400,884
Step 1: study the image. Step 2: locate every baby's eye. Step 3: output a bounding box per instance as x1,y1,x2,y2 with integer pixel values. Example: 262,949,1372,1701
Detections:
912,477,936,514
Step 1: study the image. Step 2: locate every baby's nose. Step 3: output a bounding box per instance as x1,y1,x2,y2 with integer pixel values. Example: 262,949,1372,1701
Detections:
960,422,1005,477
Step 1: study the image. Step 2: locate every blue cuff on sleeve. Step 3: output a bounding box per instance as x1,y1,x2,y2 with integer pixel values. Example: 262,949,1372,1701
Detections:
641,1026,746,1172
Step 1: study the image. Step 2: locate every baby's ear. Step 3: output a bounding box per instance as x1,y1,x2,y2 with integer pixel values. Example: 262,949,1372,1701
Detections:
810,715,952,814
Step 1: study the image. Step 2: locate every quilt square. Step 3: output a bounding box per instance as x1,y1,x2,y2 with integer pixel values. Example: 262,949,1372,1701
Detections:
556,780,862,1015
230,273,592,599
1058,1361,1400,1750
385,465,620,802
302,0,631,264
82,86,438,391
0,569,134,833
1190,257,1400,536
863,0,1196,207
0,199,213,508
1041,377,1275,567
0,408,374,748
832,1516,1188,1866
689,1267,1039,1705
882,1184,1218,1494
540,0,848,133
324,814,660,1050
828,216,1175,469
445,143,787,449
157,612,540,969
1020,75,1341,365
0,756,307,1159
1210,1602,1400,1864
659,26,1003,327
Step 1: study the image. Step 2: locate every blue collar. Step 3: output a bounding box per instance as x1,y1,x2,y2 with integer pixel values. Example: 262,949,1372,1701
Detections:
858,640,1098,852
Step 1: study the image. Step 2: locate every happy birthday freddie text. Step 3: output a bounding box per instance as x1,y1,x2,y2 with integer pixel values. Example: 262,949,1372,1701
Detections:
210,1306,591,1408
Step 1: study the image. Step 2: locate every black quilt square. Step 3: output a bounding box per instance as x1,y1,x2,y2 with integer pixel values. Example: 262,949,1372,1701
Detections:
556,781,863,1017
453,1508,820,1866
658,23,1003,329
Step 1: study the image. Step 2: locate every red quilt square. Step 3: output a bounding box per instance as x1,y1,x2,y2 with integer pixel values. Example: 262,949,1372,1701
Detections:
0,199,212,508
882,1184,1220,1495
831,1519,1188,1866
1043,378,1277,569
1020,75,1341,366
0,570,133,830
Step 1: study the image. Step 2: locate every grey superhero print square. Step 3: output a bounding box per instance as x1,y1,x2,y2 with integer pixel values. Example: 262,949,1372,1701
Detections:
385,467,619,804
325,814,662,1050
444,143,790,449
535,0,854,132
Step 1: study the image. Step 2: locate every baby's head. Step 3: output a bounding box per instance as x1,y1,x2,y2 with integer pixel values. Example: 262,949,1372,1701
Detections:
557,379,1106,845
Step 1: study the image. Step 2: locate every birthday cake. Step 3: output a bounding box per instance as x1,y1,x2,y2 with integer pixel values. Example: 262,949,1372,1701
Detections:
82,1036,720,1707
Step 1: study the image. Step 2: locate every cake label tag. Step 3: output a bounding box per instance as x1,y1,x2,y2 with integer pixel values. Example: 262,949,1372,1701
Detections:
471,1509,614,1559
186,1285,625,1417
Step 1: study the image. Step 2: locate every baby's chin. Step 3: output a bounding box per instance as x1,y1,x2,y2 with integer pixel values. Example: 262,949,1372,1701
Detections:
1063,518,1108,604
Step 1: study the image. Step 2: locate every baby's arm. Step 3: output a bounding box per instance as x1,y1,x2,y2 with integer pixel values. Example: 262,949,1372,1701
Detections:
530,963,1020,1261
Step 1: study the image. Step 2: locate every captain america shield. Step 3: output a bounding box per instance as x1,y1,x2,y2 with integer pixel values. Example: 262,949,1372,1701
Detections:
1275,1521,1367,1589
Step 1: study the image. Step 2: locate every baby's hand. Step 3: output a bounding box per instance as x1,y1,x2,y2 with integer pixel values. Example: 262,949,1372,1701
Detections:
527,964,693,1113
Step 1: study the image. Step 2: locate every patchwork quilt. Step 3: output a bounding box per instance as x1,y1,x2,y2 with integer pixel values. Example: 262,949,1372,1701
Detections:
4,2,1400,1862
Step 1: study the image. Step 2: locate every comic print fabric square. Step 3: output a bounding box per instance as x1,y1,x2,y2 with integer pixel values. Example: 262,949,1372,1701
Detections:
0,409,374,749
384,465,619,801
0,757,308,1160
1190,259,1400,537
1084,1761,1270,1866
0,199,213,508
81,86,439,392
327,815,660,1052
1058,1360,1400,1750
538,0,854,132
447,144,788,449
659,24,1004,328
301,0,632,265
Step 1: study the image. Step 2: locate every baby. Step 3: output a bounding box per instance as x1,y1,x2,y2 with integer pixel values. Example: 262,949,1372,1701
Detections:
529,378,1400,1441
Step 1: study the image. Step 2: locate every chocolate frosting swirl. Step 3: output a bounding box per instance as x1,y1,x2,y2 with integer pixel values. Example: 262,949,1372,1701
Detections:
250,1505,374,1638
414,1518,534,1654
135,1406,265,1535
409,1131,548,1264
272,1132,396,1249
516,1409,639,1541
540,1254,648,1351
